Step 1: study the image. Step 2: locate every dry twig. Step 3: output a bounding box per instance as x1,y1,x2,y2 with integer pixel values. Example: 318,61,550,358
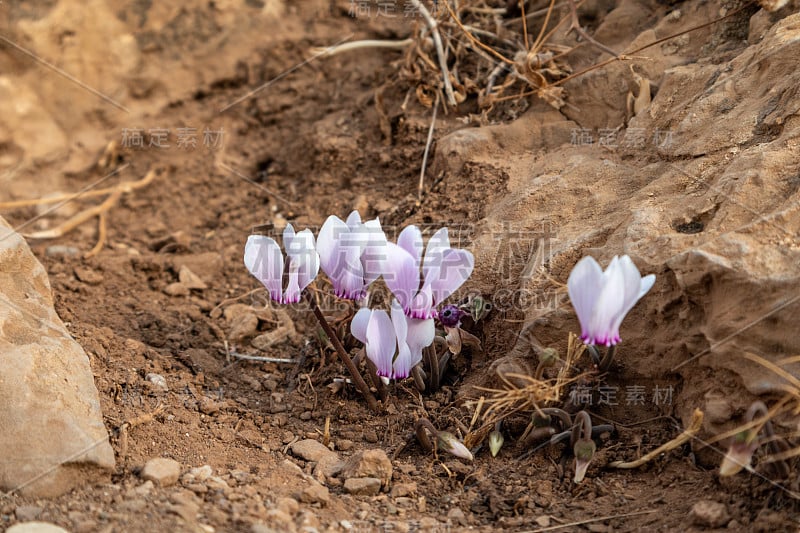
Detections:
409,0,457,106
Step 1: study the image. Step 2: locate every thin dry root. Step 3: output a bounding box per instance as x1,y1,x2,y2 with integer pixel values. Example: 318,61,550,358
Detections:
12,168,160,255
84,210,108,259
116,403,165,459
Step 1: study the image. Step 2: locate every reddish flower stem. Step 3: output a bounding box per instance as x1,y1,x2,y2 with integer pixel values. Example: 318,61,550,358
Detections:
304,291,378,412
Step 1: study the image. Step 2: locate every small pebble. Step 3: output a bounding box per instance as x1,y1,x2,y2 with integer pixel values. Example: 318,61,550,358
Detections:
6,523,70,533
343,477,381,496
164,282,189,297
45,245,80,257
145,373,168,392
691,500,730,528
447,507,467,526
141,458,181,487
300,483,330,506
14,506,43,522
336,439,354,451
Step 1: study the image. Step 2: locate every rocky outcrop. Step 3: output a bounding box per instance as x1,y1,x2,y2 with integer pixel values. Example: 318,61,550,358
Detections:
441,12,800,447
0,216,114,496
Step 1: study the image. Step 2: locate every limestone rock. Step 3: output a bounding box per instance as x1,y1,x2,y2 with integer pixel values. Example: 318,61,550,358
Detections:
338,449,393,490
691,500,730,528
289,439,335,463
299,481,330,506
343,477,381,496
290,439,342,481
441,14,800,466
140,458,181,487
0,217,114,497
6,523,70,533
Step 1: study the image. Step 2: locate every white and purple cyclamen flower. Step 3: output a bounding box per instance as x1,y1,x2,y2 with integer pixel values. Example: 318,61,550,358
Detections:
351,300,435,379
382,226,474,319
567,255,655,346
244,224,320,304
317,211,387,300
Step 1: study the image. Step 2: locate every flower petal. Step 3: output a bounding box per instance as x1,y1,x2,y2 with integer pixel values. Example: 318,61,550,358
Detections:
284,269,301,304
639,273,656,299
410,282,435,319
336,245,366,299
317,215,347,280
422,227,451,281
392,343,414,380
361,218,387,287
345,210,362,229
397,225,423,268
282,223,296,249
284,228,319,303
428,248,474,307
244,235,284,303
607,256,655,344
390,300,420,379
383,242,421,313
567,256,604,342
351,307,371,344
406,316,435,356
285,227,315,258
399,312,435,378
390,299,409,347
365,309,397,378
587,256,626,345
437,431,473,461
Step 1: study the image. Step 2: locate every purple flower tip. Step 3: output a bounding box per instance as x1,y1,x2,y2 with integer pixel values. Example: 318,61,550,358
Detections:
438,305,463,328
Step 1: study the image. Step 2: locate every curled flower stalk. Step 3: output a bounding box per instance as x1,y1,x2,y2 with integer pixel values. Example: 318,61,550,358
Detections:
567,255,655,370
720,401,790,479
415,418,473,461
522,407,572,446
571,410,596,484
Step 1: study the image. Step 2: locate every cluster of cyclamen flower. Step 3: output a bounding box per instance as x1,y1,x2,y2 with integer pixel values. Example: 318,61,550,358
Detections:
244,211,474,381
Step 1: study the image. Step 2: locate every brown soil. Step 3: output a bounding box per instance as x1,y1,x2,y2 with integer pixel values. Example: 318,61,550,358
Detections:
1,1,798,532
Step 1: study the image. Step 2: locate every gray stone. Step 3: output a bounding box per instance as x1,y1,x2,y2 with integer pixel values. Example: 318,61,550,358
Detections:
447,507,467,526
289,439,342,482
453,14,800,468
691,500,730,528
140,457,181,487
145,373,168,392
343,477,381,496
0,217,114,497
178,265,207,290
338,449,393,489
253,509,296,533
181,465,213,484
290,439,335,462
390,482,417,498
299,481,330,506
6,523,70,533
276,496,299,516
14,506,43,522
